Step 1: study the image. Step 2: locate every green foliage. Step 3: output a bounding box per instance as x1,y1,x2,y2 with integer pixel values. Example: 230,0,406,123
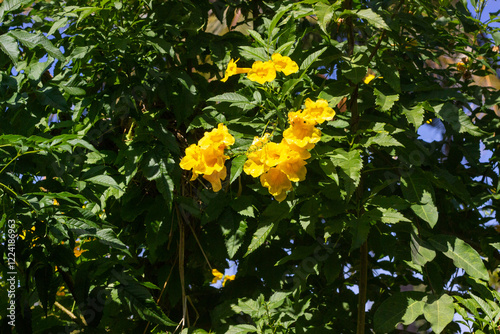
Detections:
1,0,500,333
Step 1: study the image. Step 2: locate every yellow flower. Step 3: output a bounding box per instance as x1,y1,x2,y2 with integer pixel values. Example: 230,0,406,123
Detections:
278,156,307,182
260,167,292,202
53,199,59,206
263,142,289,167
303,98,336,124
223,275,235,287
283,114,321,149
211,269,235,287
198,145,228,176
180,144,203,180
56,285,66,297
202,166,227,192
271,53,299,76
247,60,276,84
221,58,251,82
74,246,87,258
250,133,271,150
198,123,235,150
363,74,376,84
244,149,269,178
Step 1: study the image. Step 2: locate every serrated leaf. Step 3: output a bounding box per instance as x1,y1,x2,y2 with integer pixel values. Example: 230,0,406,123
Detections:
411,233,436,266
248,29,267,47
299,47,327,72
37,86,68,110
437,102,484,136
380,208,411,224
244,221,276,257
95,228,131,257
403,104,425,130
0,34,19,64
226,324,257,334
230,155,247,184
374,88,399,111
86,175,123,191
423,294,454,334
9,30,65,61
62,86,86,96
225,220,247,259
268,4,293,40
117,276,176,327
355,9,390,30
239,46,268,61
344,64,367,84
329,148,362,201
378,61,400,92
364,131,403,147
208,92,250,104
429,235,489,281
401,172,438,227
374,292,427,333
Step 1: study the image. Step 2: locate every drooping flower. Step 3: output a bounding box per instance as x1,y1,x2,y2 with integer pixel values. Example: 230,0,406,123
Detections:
180,144,203,180
221,58,251,82
278,156,307,182
260,167,293,202
263,142,289,167
198,145,227,176
303,98,335,124
272,53,299,76
203,166,227,192
244,149,269,178
247,60,276,84
198,123,235,150
283,113,321,149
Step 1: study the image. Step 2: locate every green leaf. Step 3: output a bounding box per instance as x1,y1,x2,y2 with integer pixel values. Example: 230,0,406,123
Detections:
410,190,439,228
117,275,176,327
423,294,455,334
429,235,489,281
355,9,390,30
329,148,363,201
436,102,484,136
374,88,399,111
411,233,436,266
314,3,336,35
374,292,427,333
300,47,327,72
86,175,123,191
62,86,86,96
225,220,247,259
244,201,292,256
401,171,438,228
378,61,400,93
36,86,68,111
380,208,411,224
95,228,131,257
239,46,268,62
208,92,250,104
402,104,425,130
248,29,267,48
0,34,19,64
230,155,247,184
244,221,277,257
0,0,33,21
268,4,293,40
9,30,66,61
343,64,367,84
226,324,257,334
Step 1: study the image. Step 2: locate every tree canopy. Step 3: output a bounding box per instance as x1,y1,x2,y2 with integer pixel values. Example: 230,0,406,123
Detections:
1,0,500,333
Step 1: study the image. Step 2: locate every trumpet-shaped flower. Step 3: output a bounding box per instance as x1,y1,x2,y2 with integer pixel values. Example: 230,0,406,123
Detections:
260,167,292,202
303,98,335,124
198,145,227,176
180,144,202,175
263,142,289,167
272,53,299,76
244,149,269,178
221,59,250,82
198,123,235,150
283,113,321,148
247,60,276,84
202,166,227,192
278,157,307,182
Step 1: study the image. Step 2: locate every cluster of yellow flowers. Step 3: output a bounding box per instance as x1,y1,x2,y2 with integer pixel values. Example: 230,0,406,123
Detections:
243,98,335,202
179,124,235,192
221,53,299,84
